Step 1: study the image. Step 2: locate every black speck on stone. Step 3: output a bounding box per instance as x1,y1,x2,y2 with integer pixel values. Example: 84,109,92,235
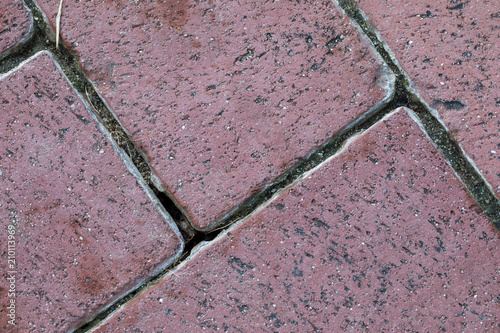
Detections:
64,97,75,105
292,267,303,277
265,313,283,328
58,127,70,140
228,256,255,276
312,217,330,230
433,237,446,253
295,228,306,236
343,254,354,264
443,100,466,110
310,63,320,71
446,2,466,10
75,114,90,125
325,35,344,49
433,99,466,110
274,203,285,211
237,304,249,314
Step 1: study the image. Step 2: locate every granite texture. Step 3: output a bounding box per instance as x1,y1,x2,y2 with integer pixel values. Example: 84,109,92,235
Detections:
0,52,183,332
355,0,500,196
96,108,499,332
34,0,391,230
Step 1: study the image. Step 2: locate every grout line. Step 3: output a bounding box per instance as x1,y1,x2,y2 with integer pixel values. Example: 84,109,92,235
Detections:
0,1,205,330
77,103,403,331
0,0,53,71
0,0,498,330
406,94,500,227
333,0,500,228
208,88,397,233
74,74,400,331
71,57,399,331
1,0,197,238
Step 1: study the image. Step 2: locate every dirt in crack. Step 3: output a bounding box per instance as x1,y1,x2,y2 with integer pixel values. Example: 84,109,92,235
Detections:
6,0,500,331
336,0,500,229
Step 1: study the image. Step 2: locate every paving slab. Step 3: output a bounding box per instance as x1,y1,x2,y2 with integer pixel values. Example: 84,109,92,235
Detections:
96,108,500,332
0,0,32,56
0,52,183,332
354,0,500,196
35,0,391,230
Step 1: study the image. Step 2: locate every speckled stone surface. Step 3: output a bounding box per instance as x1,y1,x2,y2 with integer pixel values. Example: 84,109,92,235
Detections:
0,0,32,55
354,0,500,196
0,52,183,332
96,108,500,332
34,0,391,230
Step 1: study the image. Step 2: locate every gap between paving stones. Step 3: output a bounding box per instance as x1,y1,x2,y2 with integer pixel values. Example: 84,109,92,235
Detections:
71,0,500,327
0,0,34,62
1,0,499,331
0,0,201,242
4,0,496,234
335,0,500,228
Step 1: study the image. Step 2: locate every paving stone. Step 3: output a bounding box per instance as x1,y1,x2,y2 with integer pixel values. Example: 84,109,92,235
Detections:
0,52,183,331
96,108,500,332
0,0,32,55
35,0,391,230
354,0,500,196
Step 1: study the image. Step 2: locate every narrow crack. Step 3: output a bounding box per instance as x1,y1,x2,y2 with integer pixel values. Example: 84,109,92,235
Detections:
1,0,498,331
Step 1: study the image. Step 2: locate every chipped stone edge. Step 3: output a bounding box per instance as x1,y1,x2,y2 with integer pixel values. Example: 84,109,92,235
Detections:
324,61,395,147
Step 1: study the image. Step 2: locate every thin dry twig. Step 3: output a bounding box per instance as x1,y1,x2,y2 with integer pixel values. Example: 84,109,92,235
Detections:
56,0,64,48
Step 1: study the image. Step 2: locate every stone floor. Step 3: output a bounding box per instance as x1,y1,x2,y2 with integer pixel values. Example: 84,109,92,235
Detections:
0,0,498,332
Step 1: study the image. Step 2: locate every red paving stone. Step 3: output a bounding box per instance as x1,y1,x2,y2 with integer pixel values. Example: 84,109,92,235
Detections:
34,0,391,230
0,52,183,332
0,0,32,55
96,108,500,332
354,0,500,196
